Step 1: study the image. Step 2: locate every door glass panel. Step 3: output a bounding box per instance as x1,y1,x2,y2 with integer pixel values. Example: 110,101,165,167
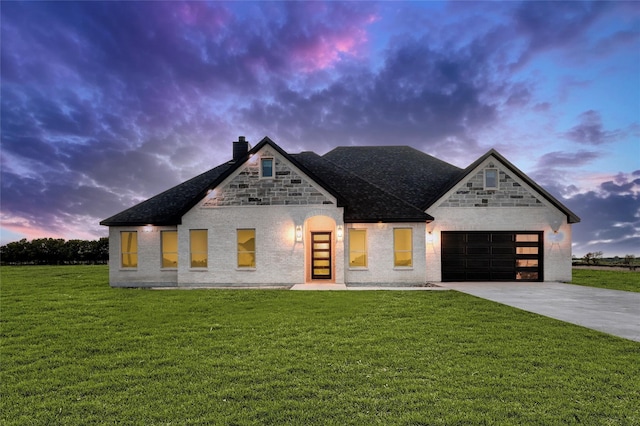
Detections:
517,271,539,280
312,232,332,279
517,259,539,267
516,234,539,242
517,247,538,255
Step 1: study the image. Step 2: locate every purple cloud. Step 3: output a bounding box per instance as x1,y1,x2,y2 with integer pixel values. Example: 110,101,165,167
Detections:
0,1,638,259
563,110,622,145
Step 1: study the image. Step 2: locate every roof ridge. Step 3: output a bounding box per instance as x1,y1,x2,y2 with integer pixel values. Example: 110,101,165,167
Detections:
318,154,430,217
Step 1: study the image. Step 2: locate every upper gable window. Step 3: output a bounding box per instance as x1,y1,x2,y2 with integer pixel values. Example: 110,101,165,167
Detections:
484,169,498,190
260,158,274,178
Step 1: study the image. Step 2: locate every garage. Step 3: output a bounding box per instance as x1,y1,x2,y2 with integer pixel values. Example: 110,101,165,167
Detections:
441,231,542,282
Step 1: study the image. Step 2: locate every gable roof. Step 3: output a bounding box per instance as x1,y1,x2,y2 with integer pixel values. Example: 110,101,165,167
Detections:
323,146,462,209
101,137,346,226
430,149,581,223
101,139,579,227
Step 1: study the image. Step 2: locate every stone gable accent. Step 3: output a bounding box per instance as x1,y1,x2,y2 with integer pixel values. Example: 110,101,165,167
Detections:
439,163,544,208
202,155,333,207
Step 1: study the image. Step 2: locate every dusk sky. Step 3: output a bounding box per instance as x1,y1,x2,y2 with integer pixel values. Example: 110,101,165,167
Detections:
1,1,639,257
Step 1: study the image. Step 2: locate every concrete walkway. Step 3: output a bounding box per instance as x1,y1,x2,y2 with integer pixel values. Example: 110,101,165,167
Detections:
290,283,446,291
438,282,640,342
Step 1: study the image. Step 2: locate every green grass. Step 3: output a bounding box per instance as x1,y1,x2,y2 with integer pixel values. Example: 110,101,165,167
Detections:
571,268,640,292
2,266,639,425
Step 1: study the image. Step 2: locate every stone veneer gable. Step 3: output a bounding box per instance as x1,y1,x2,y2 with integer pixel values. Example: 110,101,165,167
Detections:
202,150,333,207
439,162,544,208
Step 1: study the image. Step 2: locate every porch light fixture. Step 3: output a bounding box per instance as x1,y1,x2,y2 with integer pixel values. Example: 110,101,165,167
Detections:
337,225,344,241
295,225,303,242
426,232,435,244
143,225,154,233
548,231,564,244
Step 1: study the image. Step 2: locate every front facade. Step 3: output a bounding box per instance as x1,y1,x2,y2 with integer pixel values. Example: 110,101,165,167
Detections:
101,137,579,287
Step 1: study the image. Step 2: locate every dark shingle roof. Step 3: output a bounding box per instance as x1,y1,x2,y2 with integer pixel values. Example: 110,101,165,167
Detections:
323,146,462,209
292,152,432,222
101,140,579,226
100,162,234,226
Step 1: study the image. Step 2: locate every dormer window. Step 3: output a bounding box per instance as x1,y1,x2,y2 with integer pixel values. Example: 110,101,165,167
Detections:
261,158,274,178
484,168,498,190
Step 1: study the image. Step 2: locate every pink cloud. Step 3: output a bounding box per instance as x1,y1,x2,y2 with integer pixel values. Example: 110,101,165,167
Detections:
290,12,379,72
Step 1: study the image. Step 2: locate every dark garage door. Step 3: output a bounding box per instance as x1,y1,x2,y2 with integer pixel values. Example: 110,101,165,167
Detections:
441,231,542,282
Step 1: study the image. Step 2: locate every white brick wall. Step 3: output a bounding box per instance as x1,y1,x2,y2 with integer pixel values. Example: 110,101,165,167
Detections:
425,207,573,282
177,204,344,285
344,222,427,285
108,225,178,287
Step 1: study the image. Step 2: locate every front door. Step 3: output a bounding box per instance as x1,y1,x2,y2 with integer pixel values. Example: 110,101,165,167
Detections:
311,232,332,279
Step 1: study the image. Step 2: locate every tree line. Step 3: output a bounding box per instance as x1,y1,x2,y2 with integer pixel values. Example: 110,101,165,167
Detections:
0,238,109,265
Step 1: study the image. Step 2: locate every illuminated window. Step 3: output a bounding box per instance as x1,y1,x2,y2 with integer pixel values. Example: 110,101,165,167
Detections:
349,229,367,268
161,230,178,268
261,158,273,178
394,228,413,267
190,230,208,268
485,169,498,189
237,229,256,268
120,231,138,268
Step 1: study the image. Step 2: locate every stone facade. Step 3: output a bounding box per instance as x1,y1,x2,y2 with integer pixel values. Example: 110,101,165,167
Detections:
439,163,544,208
203,149,333,207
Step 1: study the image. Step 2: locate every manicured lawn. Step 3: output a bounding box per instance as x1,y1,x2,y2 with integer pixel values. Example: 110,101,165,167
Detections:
572,268,640,293
2,266,639,425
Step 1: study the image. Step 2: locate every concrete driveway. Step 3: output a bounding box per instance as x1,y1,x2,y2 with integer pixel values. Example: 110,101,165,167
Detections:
438,282,640,342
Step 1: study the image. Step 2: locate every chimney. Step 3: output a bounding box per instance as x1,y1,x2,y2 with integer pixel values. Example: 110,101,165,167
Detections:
232,136,250,162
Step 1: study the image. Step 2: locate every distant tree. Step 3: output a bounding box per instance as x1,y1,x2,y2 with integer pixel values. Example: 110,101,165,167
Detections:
623,254,636,270
583,251,603,265
0,237,109,265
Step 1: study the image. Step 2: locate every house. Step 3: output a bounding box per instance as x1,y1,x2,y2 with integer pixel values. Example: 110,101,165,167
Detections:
100,136,579,287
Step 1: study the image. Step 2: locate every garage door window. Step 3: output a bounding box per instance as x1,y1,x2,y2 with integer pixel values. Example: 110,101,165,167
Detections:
515,233,540,280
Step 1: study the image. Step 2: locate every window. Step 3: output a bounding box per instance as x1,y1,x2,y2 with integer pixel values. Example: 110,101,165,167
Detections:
349,229,367,268
261,158,274,178
121,231,138,268
237,229,256,268
485,168,498,189
190,230,208,268
394,228,412,267
161,230,178,268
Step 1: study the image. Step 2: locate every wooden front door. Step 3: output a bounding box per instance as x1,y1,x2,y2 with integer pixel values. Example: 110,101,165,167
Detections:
311,232,332,279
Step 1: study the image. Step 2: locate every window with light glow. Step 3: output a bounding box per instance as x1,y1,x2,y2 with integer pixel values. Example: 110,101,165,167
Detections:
349,229,367,268
190,230,208,268
485,169,498,189
161,230,178,268
120,231,138,268
394,228,412,267
237,229,256,268
261,158,274,178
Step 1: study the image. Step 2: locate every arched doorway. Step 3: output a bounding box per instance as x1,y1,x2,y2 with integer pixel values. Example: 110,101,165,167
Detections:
304,216,337,283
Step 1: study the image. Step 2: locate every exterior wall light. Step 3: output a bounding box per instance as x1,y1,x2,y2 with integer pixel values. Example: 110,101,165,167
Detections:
337,225,344,241
295,225,303,242
548,231,564,244
426,232,435,244
143,225,154,233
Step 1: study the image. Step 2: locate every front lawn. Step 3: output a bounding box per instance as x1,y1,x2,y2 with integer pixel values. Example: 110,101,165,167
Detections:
571,268,640,292
2,266,639,425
